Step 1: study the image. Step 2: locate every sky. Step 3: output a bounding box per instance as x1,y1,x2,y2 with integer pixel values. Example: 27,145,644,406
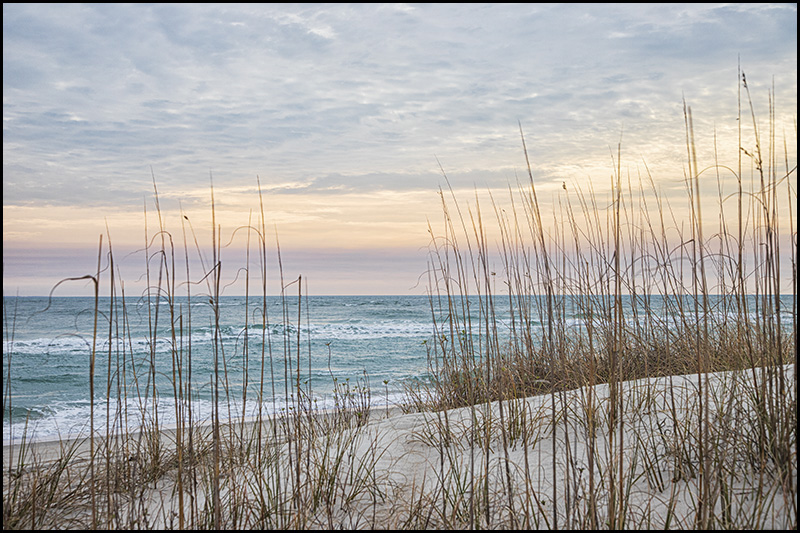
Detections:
3,3,797,296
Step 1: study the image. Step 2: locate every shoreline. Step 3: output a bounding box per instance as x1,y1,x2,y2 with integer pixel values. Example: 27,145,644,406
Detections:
2,386,414,446
4,401,408,464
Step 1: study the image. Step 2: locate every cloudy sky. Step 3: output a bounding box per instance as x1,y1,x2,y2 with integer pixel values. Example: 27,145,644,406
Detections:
3,3,797,296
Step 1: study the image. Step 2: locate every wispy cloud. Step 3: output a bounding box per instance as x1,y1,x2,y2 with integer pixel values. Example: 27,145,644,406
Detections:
3,3,796,293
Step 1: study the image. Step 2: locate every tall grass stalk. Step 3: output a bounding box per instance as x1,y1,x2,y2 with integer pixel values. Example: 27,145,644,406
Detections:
417,74,795,529
3,74,796,529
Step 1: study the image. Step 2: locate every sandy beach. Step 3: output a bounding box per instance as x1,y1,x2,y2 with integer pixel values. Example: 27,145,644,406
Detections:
4,4,796,529
5,364,795,529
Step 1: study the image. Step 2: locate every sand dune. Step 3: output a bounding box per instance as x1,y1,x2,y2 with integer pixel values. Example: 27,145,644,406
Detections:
4,364,796,529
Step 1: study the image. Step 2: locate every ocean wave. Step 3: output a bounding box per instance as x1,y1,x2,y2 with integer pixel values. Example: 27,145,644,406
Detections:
3,390,411,444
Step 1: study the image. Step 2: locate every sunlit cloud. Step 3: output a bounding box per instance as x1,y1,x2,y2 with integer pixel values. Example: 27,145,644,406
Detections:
3,3,796,294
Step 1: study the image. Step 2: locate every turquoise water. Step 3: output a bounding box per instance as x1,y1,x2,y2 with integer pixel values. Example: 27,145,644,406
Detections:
3,294,795,442
3,295,437,442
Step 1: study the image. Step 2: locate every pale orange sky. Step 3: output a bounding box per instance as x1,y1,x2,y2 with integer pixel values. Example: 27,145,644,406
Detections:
3,4,797,295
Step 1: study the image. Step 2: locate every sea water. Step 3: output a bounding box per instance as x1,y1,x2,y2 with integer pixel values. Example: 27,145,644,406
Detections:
2,295,439,443
3,294,794,443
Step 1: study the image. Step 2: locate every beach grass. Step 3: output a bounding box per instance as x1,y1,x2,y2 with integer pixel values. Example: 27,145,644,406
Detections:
3,72,797,529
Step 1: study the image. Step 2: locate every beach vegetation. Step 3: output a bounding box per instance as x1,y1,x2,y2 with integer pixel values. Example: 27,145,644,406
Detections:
3,72,796,529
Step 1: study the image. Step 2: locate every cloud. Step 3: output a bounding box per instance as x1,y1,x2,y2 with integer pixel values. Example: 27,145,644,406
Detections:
3,3,796,293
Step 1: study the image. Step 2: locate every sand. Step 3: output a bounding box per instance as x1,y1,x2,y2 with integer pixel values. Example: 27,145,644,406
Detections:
4,365,796,529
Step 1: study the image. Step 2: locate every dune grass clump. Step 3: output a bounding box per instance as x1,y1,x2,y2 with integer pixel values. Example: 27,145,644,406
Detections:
3,72,797,529
412,71,796,529
3,176,385,530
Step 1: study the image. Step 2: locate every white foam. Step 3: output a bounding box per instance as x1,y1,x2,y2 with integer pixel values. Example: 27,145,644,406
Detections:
3,389,410,444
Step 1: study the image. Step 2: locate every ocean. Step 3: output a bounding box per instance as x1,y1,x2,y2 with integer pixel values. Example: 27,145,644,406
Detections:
3,293,794,443
3,295,439,443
